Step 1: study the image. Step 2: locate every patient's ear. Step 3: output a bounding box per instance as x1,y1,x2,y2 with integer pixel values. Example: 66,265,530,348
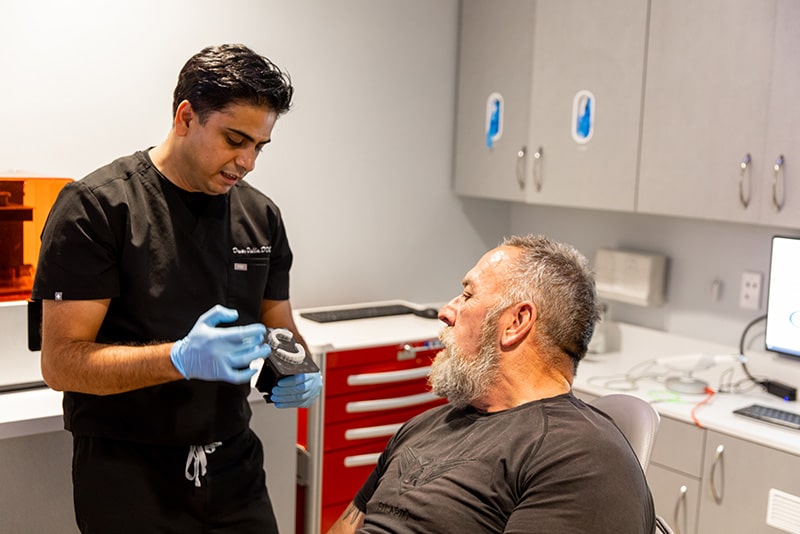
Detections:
500,301,535,349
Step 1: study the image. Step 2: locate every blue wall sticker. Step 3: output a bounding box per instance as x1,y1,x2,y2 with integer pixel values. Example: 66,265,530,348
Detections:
571,89,595,144
485,92,503,149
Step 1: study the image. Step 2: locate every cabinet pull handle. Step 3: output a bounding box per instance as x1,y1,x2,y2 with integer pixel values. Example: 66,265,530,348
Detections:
346,392,439,414
397,341,443,361
773,154,785,212
344,452,381,468
532,146,543,192
673,485,687,534
738,153,751,208
348,366,431,386
345,423,403,441
710,444,725,504
516,147,527,190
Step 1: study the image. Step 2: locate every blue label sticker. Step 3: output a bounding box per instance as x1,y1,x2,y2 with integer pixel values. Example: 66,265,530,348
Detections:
486,92,503,149
571,90,595,144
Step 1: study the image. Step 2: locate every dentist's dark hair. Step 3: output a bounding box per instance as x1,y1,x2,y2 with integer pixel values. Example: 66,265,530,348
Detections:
172,43,294,124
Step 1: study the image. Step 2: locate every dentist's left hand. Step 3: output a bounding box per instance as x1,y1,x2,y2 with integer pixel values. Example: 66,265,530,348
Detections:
270,372,323,408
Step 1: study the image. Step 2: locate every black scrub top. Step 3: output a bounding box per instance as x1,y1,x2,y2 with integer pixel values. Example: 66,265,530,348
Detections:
32,150,294,445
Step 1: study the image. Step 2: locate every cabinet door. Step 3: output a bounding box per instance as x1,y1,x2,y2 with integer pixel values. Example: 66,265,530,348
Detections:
525,0,648,210
698,430,800,533
758,0,800,228
647,463,701,534
638,0,777,223
453,0,534,201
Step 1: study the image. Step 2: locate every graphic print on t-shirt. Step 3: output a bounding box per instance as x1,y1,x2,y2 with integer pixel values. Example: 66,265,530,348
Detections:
398,446,472,494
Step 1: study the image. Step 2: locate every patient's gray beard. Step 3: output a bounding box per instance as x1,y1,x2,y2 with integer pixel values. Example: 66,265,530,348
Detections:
429,322,501,409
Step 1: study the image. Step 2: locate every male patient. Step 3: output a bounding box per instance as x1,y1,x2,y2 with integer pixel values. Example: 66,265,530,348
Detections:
327,234,655,534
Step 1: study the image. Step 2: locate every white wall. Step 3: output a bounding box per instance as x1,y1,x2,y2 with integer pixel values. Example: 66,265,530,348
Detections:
0,0,508,310
510,203,800,347
0,1,509,532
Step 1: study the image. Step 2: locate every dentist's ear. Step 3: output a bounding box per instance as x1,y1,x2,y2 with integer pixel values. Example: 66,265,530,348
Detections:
174,100,195,134
500,301,535,349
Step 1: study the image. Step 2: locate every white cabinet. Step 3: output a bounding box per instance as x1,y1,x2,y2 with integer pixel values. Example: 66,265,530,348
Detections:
648,416,705,534
633,414,800,534
637,0,800,227
454,0,800,230
453,0,534,201
697,430,800,534
524,0,648,211
575,397,800,534
453,0,648,210
757,0,800,228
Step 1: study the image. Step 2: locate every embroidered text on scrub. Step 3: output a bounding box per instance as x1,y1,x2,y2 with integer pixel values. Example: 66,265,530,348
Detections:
185,441,223,487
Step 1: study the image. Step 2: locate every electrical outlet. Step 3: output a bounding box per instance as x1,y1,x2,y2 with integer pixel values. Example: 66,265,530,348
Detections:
739,271,763,310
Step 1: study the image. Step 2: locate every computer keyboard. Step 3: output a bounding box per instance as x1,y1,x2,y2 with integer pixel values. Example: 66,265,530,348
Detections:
300,304,416,323
733,404,800,431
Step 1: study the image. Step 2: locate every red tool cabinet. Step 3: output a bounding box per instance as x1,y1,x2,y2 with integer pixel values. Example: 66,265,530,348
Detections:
297,334,446,533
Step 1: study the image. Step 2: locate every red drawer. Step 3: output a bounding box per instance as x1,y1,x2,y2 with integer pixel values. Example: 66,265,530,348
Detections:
321,440,386,509
324,340,441,371
324,357,436,398
323,402,445,452
324,379,440,425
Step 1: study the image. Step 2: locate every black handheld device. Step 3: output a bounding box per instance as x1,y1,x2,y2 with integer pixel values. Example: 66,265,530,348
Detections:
255,328,319,403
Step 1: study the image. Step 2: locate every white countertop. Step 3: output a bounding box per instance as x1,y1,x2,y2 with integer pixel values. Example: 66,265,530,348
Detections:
574,321,800,457
293,300,444,352
4,303,800,458
0,386,64,439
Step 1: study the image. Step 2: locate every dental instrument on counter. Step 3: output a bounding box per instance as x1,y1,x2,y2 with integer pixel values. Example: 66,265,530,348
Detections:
654,353,742,394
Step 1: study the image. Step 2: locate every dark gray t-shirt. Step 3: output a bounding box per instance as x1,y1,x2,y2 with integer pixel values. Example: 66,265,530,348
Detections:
354,392,655,534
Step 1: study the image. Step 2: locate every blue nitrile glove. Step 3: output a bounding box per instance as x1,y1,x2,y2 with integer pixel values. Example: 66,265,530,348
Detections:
270,372,323,408
170,305,272,384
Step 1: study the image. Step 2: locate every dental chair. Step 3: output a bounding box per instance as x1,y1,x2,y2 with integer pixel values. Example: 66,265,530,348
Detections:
590,394,675,534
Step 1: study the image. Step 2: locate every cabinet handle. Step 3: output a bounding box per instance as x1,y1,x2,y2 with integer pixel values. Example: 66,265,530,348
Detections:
710,444,725,504
516,147,527,190
345,423,403,441
773,154,785,212
673,485,687,534
344,452,381,468
397,341,443,361
532,146,543,192
738,153,751,208
346,392,439,414
347,366,431,386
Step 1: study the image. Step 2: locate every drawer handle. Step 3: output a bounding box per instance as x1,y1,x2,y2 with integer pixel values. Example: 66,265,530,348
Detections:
348,366,431,386
674,485,687,534
345,423,403,441
344,452,381,468
710,444,725,504
398,341,443,360
346,392,439,414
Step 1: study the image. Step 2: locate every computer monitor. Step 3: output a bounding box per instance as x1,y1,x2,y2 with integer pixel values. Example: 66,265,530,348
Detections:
765,235,800,358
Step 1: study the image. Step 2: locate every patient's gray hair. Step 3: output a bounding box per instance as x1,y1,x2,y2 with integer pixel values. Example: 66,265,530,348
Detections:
498,234,598,371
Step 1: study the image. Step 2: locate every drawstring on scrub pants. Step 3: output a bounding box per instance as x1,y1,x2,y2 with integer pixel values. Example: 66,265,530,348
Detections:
185,441,223,487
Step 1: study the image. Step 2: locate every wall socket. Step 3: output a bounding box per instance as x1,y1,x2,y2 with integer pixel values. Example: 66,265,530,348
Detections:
739,271,763,310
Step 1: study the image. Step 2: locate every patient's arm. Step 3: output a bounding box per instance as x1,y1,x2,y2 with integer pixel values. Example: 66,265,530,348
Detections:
326,502,365,534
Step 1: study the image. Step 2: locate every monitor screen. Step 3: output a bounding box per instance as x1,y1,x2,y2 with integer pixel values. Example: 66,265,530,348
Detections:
765,235,800,358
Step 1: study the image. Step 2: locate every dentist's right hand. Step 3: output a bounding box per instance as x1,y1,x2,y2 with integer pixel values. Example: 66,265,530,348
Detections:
170,305,272,384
